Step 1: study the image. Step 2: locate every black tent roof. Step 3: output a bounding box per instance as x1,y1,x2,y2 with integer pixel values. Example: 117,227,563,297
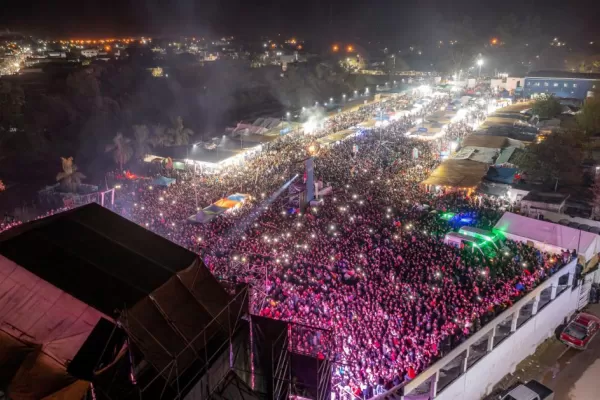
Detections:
0,203,198,316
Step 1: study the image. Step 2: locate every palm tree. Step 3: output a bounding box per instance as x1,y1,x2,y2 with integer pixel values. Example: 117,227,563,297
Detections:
105,133,133,170
56,157,86,193
132,125,152,160
168,116,194,146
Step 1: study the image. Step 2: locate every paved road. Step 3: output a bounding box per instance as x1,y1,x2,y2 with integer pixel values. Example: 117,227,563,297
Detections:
488,303,600,400
540,305,600,400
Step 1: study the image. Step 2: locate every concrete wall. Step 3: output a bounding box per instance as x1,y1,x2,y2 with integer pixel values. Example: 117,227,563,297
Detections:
437,286,578,400
505,77,523,92
374,259,580,400
491,77,523,92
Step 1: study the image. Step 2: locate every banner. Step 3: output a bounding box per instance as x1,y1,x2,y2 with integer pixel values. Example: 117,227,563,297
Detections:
304,158,315,206
412,148,419,160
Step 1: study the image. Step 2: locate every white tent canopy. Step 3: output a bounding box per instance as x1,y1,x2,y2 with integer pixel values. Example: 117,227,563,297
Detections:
493,212,600,262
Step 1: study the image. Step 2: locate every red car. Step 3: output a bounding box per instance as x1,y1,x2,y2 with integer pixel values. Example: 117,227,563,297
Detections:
560,313,600,349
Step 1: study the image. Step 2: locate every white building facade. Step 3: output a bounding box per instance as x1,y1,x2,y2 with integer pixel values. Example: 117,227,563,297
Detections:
375,258,592,400
81,49,99,58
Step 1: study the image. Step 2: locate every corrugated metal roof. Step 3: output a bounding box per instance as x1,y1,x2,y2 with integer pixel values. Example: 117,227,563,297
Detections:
495,147,517,164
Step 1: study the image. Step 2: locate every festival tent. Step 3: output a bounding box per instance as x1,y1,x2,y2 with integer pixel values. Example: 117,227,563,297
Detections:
494,212,600,262
151,175,176,187
214,198,241,209
422,159,490,188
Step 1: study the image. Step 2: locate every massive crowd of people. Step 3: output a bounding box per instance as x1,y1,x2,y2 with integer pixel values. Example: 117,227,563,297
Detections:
0,89,569,399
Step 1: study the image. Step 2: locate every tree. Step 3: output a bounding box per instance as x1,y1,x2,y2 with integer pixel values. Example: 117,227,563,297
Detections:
517,130,584,187
0,81,24,134
591,174,600,218
56,157,86,192
105,133,133,170
531,94,562,119
132,125,153,160
167,116,193,146
577,97,600,134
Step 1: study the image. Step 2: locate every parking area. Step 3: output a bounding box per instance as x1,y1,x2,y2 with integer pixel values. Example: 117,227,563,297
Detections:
486,303,600,399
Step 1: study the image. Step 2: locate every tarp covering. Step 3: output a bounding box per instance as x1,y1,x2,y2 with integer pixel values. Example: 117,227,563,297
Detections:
494,147,517,165
204,204,228,215
151,175,176,187
8,349,81,400
422,159,490,188
450,146,499,163
123,259,238,383
0,253,108,365
0,330,91,400
0,203,197,317
213,198,241,209
494,212,600,261
461,135,511,149
485,167,517,184
0,330,34,388
41,380,90,400
188,210,217,224
477,180,511,197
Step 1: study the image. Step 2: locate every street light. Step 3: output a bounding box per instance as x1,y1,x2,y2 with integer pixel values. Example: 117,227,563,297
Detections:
476,59,484,77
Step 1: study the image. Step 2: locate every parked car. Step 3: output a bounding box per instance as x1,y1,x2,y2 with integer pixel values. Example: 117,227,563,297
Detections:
560,312,600,349
500,380,554,400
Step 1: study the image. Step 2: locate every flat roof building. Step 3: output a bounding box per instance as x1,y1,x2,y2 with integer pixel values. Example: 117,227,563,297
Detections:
523,71,600,101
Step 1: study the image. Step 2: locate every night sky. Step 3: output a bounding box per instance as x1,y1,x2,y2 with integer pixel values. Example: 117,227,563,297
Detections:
2,0,599,44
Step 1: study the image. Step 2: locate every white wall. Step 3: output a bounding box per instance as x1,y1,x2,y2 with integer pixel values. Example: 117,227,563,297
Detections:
491,78,503,90
437,286,578,400
505,77,523,92
490,77,523,93
81,49,98,58
374,260,580,400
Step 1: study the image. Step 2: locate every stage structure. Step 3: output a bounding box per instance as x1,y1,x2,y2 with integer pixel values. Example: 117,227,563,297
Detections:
288,157,315,210
0,203,332,400
249,316,333,400
37,183,115,209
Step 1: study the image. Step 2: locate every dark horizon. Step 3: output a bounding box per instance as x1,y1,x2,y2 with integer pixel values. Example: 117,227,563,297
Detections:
2,0,599,46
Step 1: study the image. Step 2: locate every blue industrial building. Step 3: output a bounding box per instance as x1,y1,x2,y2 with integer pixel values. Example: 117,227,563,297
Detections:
523,71,600,101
